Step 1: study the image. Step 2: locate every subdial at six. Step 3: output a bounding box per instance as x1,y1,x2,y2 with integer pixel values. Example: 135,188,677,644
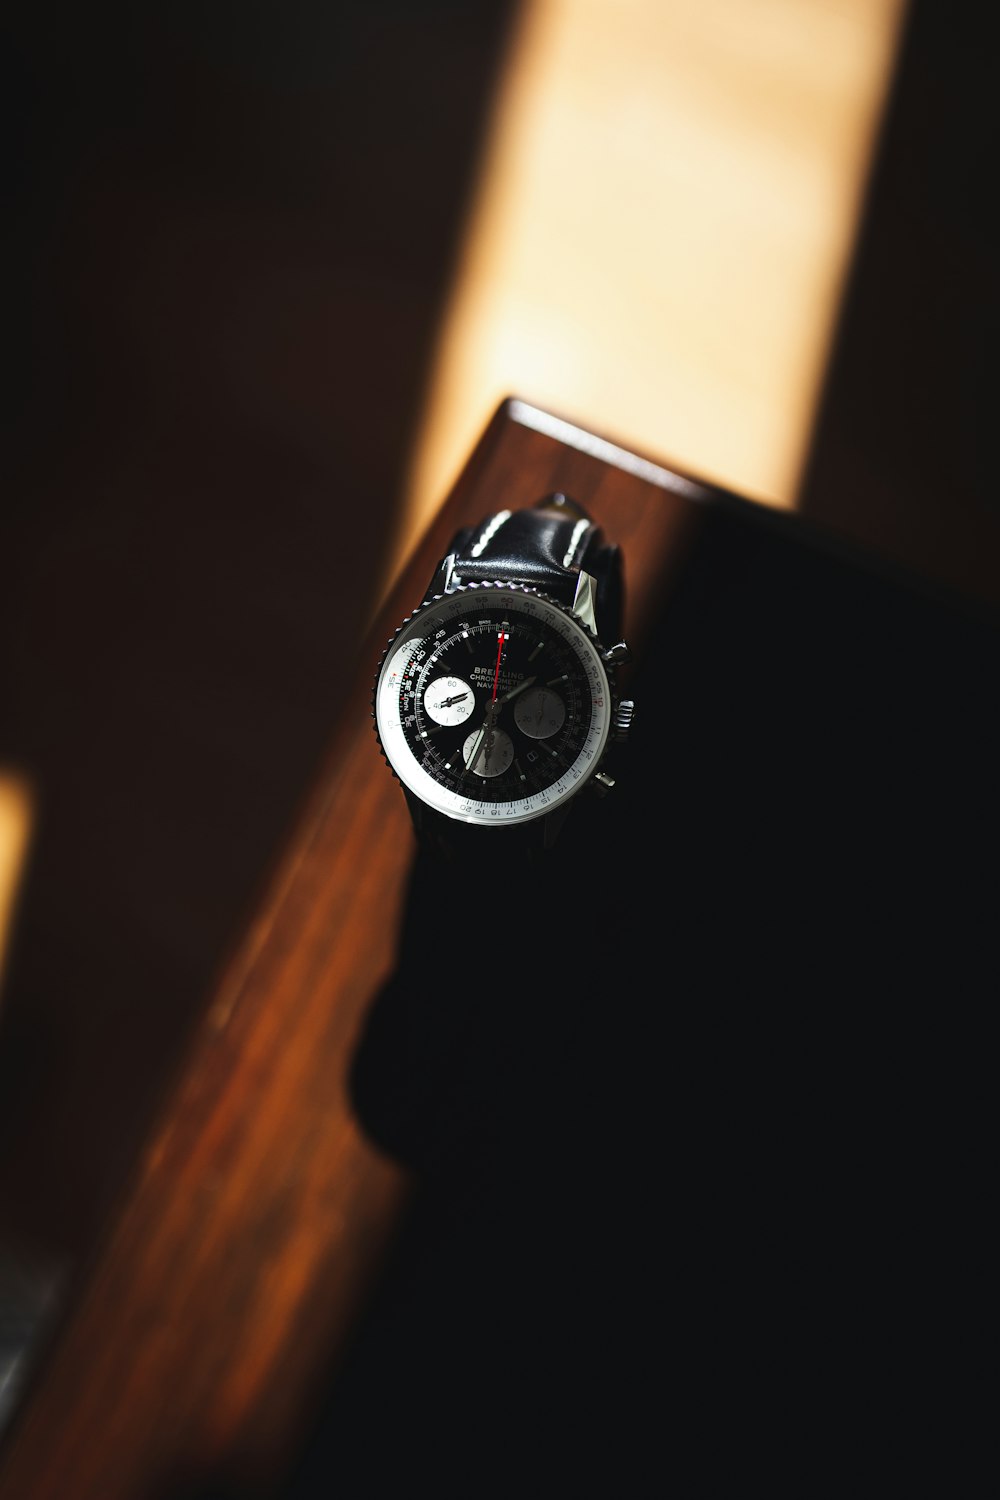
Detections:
462,727,514,778
513,685,567,740
423,675,475,726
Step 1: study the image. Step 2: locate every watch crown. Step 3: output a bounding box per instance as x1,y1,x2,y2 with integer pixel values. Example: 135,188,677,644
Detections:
613,698,635,743
603,641,631,666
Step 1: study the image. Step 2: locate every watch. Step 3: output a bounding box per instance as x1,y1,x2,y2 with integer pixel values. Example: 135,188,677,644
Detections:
372,492,634,858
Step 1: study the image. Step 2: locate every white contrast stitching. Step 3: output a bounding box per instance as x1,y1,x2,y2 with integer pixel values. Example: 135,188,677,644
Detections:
562,517,590,569
469,510,512,557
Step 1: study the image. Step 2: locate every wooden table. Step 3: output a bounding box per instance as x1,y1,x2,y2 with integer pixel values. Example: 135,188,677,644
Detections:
0,398,721,1500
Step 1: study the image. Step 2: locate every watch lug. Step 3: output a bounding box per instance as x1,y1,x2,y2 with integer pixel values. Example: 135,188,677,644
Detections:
425,552,458,599
571,570,600,634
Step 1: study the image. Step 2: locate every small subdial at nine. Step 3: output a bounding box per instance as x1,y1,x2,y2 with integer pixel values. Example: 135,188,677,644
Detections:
423,675,475,727
513,686,566,740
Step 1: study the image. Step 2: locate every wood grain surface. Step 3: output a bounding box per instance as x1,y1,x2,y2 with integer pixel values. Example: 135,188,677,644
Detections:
0,399,719,1500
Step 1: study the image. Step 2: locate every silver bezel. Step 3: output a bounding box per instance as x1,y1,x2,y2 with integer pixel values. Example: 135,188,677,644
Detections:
373,583,613,827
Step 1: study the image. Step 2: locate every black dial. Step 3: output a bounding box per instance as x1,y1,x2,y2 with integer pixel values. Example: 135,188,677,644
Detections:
374,584,613,827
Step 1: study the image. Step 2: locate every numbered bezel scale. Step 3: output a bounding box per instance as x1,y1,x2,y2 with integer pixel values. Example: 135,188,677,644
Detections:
373,582,615,827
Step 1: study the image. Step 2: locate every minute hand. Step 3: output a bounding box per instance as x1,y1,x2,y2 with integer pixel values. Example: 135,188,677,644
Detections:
496,675,537,707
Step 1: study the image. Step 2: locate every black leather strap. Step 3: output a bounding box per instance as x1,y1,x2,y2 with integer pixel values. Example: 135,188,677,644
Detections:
403,786,573,863
446,493,623,638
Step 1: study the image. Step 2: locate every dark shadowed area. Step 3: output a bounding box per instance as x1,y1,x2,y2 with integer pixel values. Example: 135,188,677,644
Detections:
0,0,516,1257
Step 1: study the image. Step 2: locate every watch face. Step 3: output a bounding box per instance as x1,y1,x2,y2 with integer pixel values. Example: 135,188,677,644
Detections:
374,584,613,826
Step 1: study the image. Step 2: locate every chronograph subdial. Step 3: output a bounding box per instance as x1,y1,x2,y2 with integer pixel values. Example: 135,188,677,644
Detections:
513,685,566,740
462,725,514,777
423,675,475,727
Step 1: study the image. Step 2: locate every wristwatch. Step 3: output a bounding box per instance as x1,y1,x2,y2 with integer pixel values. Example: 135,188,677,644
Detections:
372,492,634,858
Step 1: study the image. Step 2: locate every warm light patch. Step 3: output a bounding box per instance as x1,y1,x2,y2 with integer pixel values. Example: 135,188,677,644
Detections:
384,0,907,600
0,772,33,1001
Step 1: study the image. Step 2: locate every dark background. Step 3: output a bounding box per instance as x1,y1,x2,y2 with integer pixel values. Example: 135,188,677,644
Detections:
0,0,997,1485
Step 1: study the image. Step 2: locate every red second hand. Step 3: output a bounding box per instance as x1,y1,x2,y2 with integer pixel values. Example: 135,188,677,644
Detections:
490,630,506,702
